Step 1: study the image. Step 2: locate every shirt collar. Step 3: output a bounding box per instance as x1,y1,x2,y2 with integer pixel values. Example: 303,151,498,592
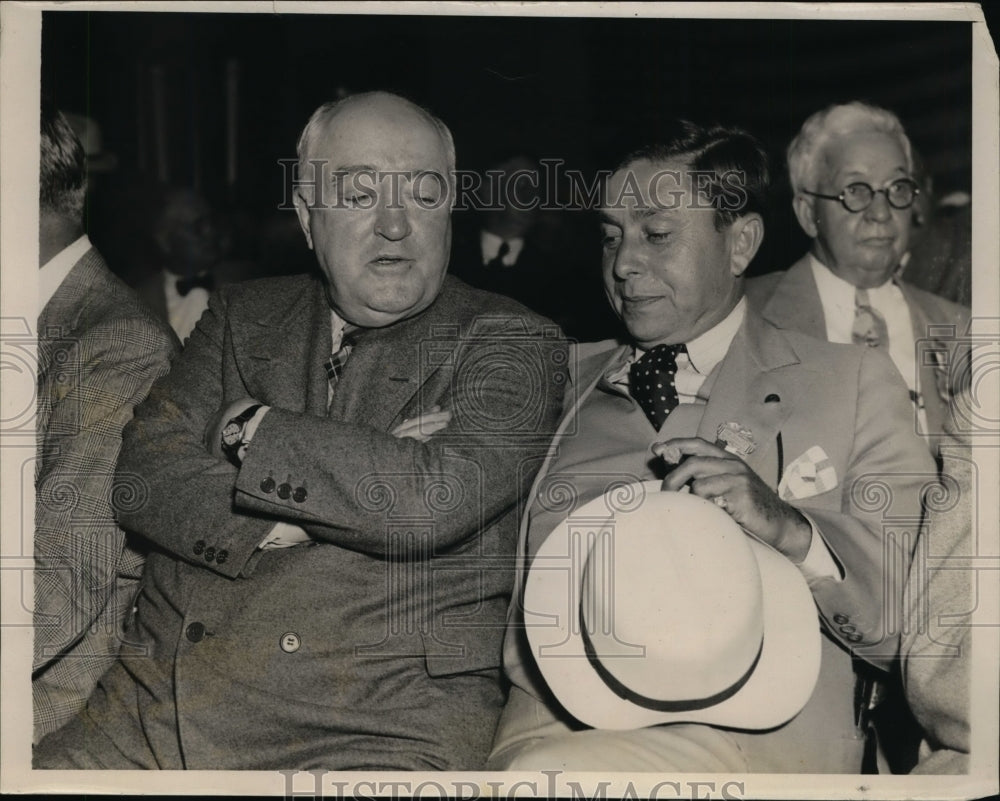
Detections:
677,296,747,375
615,296,747,381
39,234,91,314
480,229,525,265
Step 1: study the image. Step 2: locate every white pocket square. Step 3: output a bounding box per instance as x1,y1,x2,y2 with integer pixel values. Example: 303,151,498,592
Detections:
778,445,838,501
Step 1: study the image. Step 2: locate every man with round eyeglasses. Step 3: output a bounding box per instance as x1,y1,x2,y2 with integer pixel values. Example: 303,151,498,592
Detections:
747,101,969,454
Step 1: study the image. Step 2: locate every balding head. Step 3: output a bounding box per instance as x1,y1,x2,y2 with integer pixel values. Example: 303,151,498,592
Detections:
296,91,455,203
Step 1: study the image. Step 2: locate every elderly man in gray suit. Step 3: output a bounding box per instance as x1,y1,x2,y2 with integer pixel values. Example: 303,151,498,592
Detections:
745,102,969,455
33,103,178,742
34,91,567,770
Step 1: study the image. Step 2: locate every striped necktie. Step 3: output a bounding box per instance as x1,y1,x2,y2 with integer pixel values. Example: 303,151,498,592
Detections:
851,288,889,349
324,330,357,409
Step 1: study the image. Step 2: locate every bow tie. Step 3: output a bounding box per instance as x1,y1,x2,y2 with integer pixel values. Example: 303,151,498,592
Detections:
176,273,215,297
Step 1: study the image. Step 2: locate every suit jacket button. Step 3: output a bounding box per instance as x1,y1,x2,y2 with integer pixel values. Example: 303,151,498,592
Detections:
204,547,216,562
293,486,308,503
186,622,206,643
260,477,276,494
833,613,849,625
280,632,301,653
193,539,206,555
277,483,292,500
847,632,863,643
215,549,228,565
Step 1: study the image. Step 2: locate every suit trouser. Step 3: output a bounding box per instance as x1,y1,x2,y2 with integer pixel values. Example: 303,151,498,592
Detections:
489,636,867,773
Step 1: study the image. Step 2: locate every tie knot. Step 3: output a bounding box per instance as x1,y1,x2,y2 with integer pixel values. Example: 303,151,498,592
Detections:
637,342,686,367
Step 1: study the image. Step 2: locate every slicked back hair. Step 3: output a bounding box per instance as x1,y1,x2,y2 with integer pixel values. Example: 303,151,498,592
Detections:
614,120,770,230
40,101,87,220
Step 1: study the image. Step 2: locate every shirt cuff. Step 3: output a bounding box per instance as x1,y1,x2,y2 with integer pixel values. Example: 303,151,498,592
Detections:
238,405,270,463
258,521,312,550
796,514,844,584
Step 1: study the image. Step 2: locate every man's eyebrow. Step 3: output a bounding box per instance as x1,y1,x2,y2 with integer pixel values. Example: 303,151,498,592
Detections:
598,211,622,226
331,164,379,175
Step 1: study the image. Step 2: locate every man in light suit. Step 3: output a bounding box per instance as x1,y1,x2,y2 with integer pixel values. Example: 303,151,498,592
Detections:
33,104,178,741
745,102,969,453
34,91,566,770
488,122,936,772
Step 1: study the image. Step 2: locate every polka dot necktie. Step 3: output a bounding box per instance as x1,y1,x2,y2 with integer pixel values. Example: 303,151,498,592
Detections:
628,343,686,431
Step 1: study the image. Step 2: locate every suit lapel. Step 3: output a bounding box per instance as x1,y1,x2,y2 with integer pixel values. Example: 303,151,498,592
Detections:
898,280,947,438
230,277,331,416
331,313,426,430
331,280,472,432
696,311,798,486
761,255,828,339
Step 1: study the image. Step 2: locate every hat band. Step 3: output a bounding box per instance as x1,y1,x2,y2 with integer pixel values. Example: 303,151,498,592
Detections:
580,607,764,713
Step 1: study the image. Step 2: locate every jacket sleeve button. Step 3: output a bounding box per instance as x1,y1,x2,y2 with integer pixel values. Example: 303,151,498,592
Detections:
277,483,292,500
193,539,206,555
260,477,276,494
833,613,849,625
204,547,216,562
215,549,228,565
847,632,863,643
293,486,308,503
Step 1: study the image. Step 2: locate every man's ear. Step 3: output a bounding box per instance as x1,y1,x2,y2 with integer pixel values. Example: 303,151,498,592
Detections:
792,194,818,239
292,190,314,250
729,213,764,277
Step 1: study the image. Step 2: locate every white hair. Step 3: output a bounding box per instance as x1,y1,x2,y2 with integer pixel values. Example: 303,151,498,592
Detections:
787,101,913,195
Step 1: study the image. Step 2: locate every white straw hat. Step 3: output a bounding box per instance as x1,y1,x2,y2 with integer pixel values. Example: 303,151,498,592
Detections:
524,481,821,730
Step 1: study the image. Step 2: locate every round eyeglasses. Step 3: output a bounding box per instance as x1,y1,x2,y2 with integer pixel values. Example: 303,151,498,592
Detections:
802,179,920,213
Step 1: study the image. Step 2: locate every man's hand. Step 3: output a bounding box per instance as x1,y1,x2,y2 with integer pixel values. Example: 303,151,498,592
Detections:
205,397,263,459
390,406,452,442
654,436,811,563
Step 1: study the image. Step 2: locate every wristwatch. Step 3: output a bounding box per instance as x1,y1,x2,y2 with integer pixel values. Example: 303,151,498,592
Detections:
220,404,263,466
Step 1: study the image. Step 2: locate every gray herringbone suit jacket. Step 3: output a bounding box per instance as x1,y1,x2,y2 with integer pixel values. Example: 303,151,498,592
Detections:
35,274,565,770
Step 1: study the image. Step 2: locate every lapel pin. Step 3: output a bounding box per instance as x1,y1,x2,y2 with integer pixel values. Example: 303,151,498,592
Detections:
716,421,756,458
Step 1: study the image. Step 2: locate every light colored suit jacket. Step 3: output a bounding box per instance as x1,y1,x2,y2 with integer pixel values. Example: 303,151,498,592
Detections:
89,274,566,770
745,254,971,448
502,306,937,771
34,247,177,741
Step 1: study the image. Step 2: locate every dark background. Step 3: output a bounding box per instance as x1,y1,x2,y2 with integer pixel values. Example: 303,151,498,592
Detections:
40,9,977,324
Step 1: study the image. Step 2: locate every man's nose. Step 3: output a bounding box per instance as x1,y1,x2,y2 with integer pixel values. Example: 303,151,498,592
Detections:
611,236,644,280
374,200,412,241
863,190,893,223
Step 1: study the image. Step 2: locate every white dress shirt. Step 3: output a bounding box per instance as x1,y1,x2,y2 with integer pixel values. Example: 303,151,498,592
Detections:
608,297,840,584
480,229,525,267
809,255,927,434
39,235,91,314
163,269,211,343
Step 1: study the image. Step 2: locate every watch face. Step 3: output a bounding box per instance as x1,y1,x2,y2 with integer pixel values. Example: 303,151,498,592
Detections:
222,422,242,447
